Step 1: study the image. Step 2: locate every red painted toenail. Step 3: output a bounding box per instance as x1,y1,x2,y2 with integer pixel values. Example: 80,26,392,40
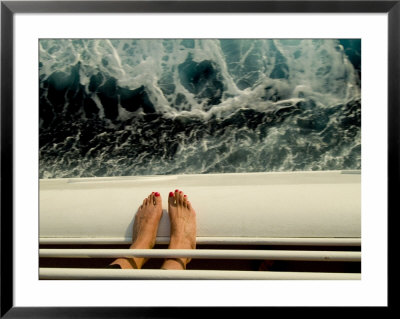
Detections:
184,195,187,197
155,192,160,197
169,192,174,197
175,189,179,192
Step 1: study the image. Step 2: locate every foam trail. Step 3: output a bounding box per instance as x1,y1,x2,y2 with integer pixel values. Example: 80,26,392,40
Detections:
39,39,361,178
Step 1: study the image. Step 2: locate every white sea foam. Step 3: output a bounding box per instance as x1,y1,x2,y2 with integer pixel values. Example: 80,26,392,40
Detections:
39,39,361,178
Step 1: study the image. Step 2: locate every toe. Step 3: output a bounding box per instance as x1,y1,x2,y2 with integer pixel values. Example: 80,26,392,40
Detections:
187,200,194,212
147,193,154,205
178,191,184,205
154,192,162,206
149,193,155,205
168,191,176,206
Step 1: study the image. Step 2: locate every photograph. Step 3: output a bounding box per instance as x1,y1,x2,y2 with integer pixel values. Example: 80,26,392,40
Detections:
38,38,361,280
1,0,393,314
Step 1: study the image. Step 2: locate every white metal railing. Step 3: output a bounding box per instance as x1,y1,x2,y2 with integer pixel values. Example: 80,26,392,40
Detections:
39,236,361,246
40,248,361,262
39,237,361,280
39,268,361,280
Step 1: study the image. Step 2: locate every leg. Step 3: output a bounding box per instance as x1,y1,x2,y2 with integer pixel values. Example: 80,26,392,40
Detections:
161,190,196,270
110,192,163,269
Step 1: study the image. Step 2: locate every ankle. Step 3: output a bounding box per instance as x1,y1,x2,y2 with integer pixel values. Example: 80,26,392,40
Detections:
169,237,195,250
130,239,154,250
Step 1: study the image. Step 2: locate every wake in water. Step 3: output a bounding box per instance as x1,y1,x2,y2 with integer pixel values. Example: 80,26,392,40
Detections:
39,39,361,178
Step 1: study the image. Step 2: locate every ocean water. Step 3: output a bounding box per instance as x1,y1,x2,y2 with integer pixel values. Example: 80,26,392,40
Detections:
39,39,361,178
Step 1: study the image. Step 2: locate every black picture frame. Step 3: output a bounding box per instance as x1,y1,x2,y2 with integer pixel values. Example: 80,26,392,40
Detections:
1,0,396,317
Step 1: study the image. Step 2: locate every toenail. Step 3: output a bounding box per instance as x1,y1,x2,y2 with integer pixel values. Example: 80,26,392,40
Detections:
155,192,160,197
184,195,187,197
169,192,174,197
175,189,179,192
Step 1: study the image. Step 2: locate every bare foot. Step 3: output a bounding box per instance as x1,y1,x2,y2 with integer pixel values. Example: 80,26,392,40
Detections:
161,190,196,270
111,192,163,269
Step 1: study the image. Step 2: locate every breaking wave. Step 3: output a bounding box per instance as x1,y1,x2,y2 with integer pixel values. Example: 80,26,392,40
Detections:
39,39,361,178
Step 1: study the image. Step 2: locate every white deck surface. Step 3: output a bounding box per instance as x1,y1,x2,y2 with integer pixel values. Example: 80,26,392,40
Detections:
40,170,361,242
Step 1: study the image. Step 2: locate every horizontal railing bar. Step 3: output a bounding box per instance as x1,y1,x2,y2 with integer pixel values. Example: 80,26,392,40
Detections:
39,268,361,280
40,249,361,262
39,237,361,246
